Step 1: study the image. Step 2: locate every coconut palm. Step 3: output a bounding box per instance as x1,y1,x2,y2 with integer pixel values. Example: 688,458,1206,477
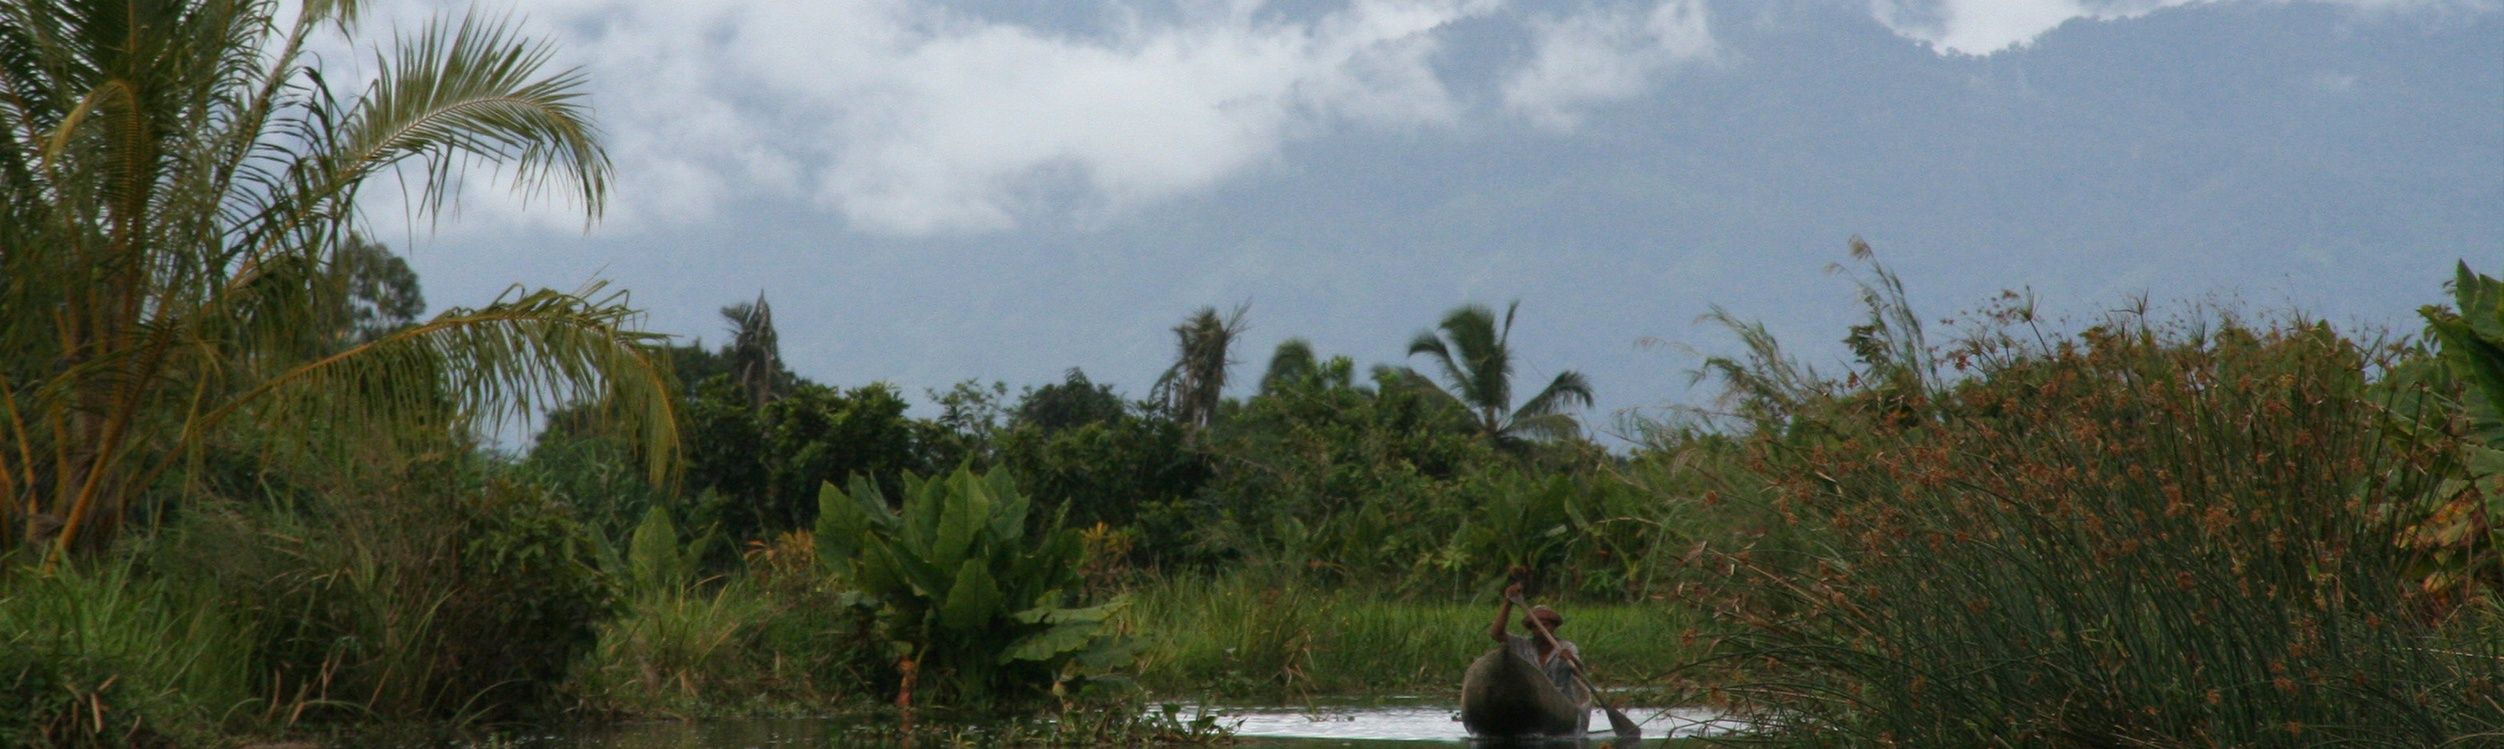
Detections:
0,0,674,559
1259,338,1320,395
1403,301,1594,446
721,292,785,411
1153,304,1247,430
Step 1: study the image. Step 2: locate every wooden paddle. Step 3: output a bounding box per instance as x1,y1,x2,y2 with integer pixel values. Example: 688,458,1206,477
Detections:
1510,593,1642,743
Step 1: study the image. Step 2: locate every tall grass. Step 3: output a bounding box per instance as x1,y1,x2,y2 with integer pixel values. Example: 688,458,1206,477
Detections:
570,582,777,718
0,554,261,747
1708,313,2504,745
1126,573,1704,698
570,524,885,719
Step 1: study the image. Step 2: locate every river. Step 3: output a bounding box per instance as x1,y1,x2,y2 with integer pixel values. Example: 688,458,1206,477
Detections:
517,700,1738,747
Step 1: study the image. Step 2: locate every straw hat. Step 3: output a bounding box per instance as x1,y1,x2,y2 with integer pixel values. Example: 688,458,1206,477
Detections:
1524,605,1564,628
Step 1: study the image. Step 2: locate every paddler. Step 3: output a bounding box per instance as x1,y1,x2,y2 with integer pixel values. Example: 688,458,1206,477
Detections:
1490,581,1591,734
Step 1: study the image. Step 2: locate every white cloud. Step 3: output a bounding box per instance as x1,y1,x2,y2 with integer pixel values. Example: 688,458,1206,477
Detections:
1869,0,2496,56
1503,0,1717,132
338,0,1718,237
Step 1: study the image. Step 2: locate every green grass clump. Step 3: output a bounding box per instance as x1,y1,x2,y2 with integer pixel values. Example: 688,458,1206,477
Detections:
0,555,259,747
570,582,777,717
1125,573,1703,698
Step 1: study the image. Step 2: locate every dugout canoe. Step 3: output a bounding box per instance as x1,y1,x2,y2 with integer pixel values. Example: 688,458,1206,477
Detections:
1459,647,1584,738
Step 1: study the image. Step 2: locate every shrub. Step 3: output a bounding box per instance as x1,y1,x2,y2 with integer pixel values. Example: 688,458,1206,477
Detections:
431,478,619,717
815,468,1131,707
149,464,615,723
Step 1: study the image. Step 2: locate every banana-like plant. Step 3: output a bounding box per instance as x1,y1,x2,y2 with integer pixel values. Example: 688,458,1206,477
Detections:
2413,261,2504,602
816,468,1129,705
0,0,675,561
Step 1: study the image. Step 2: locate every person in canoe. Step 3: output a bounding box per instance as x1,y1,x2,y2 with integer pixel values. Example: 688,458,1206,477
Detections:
1490,581,1590,734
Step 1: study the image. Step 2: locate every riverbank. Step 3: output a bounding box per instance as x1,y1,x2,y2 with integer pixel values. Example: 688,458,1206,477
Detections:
1125,574,1711,700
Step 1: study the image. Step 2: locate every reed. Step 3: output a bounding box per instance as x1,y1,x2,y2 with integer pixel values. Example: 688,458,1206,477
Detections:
1708,314,2504,745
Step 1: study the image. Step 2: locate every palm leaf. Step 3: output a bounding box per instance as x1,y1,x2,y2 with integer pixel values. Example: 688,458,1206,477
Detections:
196,282,678,484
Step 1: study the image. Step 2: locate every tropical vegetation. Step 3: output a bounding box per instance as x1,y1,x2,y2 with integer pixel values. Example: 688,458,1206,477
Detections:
0,0,2498,747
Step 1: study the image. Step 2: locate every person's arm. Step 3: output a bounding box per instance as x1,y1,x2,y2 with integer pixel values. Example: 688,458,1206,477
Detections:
1490,582,1521,643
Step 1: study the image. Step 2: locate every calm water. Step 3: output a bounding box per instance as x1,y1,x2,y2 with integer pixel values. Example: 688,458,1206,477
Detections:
522,701,1737,747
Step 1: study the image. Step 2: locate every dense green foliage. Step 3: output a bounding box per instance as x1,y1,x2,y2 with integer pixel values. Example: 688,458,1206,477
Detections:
2406,262,2504,605
816,469,1130,707
2,3,2495,745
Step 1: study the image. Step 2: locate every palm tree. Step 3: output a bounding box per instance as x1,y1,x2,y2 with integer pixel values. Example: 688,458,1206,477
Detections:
1259,338,1319,395
1403,301,1594,446
722,292,784,411
1153,304,1247,430
0,0,674,560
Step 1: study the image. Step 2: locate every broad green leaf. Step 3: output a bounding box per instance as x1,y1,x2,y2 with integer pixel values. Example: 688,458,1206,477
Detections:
2469,445,2504,478
625,504,683,593
989,470,1030,541
938,559,1003,634
814,480,876,566
1002,621,1099,664
930,474,987,572
1012,596,1126,625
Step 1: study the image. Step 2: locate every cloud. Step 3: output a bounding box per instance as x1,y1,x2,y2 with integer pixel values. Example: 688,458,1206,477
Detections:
794,1,1489,234
341,0,1719,237
1868,0,2496,56
1503,0,1717,132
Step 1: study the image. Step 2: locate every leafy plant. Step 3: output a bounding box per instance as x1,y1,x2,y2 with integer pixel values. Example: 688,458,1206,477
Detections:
683,377,931,543
815,468,1131,707
2410,261,2504,606
626,505,705,595
431,479,619,717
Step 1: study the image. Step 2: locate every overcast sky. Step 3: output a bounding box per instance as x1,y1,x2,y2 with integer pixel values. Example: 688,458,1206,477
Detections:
351,0,2503,440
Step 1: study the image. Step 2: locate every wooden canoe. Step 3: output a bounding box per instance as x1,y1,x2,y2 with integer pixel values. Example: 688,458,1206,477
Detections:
1459,647,1585,738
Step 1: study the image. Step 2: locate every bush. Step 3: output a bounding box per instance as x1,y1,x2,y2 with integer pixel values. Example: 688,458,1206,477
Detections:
431,478,618,717
815,468,1131,707
682,377,936,544
149,462,616,723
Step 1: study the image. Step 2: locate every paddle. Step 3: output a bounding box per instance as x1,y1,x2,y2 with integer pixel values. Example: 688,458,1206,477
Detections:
1510,593,1642,744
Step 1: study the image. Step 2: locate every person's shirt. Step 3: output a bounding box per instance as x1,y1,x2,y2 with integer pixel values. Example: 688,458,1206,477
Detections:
1503,634,1586,703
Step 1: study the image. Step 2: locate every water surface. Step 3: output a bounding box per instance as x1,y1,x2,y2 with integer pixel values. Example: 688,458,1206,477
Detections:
1219,702,1735,745
528,702,1735,747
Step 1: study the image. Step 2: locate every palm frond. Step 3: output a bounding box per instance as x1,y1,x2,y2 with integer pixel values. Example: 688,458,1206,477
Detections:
1260,338,1318,395
1436,304,1507,409
252,8,608,253
199,282,678,484
1504,412,1582,444
1158,304,1246,427
1514,370,1594,421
